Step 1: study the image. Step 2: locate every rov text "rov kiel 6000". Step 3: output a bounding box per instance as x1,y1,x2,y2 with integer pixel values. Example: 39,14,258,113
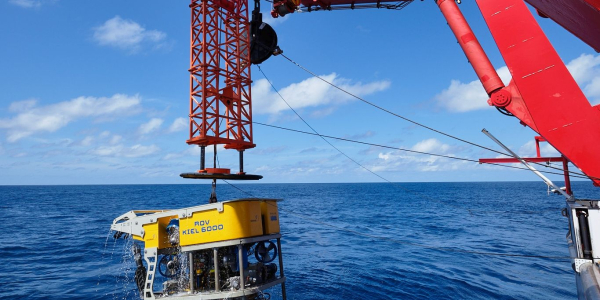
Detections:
182,220,224,235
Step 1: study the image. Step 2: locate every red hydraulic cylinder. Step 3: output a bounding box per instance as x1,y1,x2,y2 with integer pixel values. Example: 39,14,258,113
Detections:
436,0,504,95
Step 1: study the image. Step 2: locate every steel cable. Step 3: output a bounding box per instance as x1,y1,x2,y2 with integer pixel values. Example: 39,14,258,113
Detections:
253,121,590,180
257,66,577,218
277,53,596,181
257,65,394,185
222,180,572,261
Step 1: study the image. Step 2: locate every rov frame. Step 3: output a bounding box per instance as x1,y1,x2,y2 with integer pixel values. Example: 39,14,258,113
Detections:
111,198,287,300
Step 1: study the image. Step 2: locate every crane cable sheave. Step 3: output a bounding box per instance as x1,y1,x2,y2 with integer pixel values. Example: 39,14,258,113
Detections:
250,0,281,65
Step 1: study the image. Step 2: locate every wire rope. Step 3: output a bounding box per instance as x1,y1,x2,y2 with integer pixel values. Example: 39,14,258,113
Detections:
253,121,590,180
277,53,595,181
223,64,575,260
257,66,574,217
258,65,394,185
221,180,572,261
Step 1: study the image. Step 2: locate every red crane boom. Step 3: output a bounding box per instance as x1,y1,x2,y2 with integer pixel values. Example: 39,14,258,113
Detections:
188,0,600,186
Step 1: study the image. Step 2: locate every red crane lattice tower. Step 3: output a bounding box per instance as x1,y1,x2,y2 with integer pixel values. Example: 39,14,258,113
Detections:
188,0,255,151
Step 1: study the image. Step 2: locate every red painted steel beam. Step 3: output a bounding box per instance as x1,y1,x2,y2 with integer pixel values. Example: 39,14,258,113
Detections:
476,0,600,186
436,0,539,130
436,0,504,96
299,0,400,5
563,158,573,195
525,0,600,52
479,157,564,164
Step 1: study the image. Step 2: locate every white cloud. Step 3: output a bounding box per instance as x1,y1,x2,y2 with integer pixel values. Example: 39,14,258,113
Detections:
162,145,223,160
585,78,600,104
110,135,122,145
0,94,141,142
80,136,93,147
163,153,182,160
436,53,600,112
567,54,600,104
93,131,123,145
309,107,336,118
567,54,600,83
371,138,464,172
435,67,511,112
93,16,166,52
168,117,187,133
518,140,560,157
411,138,450,154
163,147,196,160
139,118,164,135
9,99,37,112
252,73,390,115
9,0,42,8
91,144,159,158
343,131,375,140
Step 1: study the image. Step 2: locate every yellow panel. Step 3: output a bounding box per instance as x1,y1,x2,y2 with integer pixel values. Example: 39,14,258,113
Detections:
142,215,177,249
261,201,280,234
179,200,263,246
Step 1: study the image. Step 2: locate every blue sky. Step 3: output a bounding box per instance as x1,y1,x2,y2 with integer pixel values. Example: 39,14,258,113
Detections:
0,0,599,185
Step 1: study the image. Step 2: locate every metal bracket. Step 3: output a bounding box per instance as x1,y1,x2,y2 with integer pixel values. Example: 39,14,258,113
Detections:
144,247,158,300
183,202,225,218
111,210,176,238
110,203,226,238
574,258,593,273
482,129,574,201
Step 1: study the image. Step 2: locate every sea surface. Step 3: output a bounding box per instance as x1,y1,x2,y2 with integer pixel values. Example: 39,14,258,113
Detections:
1,182,599,299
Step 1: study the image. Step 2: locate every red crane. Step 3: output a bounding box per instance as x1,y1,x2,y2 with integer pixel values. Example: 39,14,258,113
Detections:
184,0,600,191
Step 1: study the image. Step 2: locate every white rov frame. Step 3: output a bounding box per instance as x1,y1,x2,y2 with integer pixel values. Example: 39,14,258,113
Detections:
566,200,600,299
110,199,287,300
140,234,286,300
566,200,600,265
110,202,227,239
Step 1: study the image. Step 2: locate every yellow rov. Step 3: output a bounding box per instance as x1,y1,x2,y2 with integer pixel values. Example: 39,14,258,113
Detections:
111,198,286,300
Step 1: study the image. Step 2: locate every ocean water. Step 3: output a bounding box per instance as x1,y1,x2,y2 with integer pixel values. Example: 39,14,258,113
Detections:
1,181,599,299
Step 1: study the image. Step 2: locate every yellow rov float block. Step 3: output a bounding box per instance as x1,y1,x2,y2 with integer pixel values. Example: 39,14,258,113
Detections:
136,215,178,249
111,199,281,249
261,200,281,235
180,199,263,246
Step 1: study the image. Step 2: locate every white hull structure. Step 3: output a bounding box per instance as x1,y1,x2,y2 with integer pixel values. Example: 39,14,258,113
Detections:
567,200,600,299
